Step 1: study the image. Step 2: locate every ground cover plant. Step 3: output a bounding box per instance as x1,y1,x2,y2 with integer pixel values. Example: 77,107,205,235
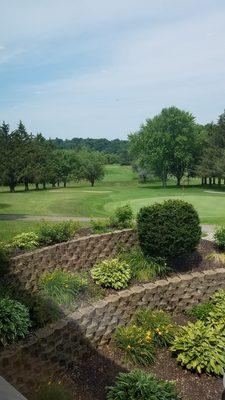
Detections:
34,381,73,400
137,199,201,259
107,369,181,400
115,309,175,365
39,270,88,305
0,298,31,346
37,220,79,246
91,258,131,290
214,226,225,249
11,231,39,250
172,289,225,375
118,246,169,282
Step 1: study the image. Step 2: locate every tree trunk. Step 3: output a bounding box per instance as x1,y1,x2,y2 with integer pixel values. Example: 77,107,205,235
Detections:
42,181,46,190
24,181,29,191
57,180,60,187
91,179,95,187
52,183,56,188
209,177,212,186
201,178,204,186
9,184,15,193
63,180,67,188
176,177,181,186
218,178,221,186
212,177,215,184
35,183,39,190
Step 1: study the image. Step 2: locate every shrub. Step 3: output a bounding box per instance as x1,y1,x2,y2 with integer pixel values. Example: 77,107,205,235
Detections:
0,298,31,346
115,325,155,365
39,270,88,304
135,309,175,347
137,200,201,259
38,221,79,246
34,381,73,400
214,226,225,249
91,258,131,290
90,219,110,234
11,232,39,250
171,320,225,375
118,246,169,282
109,204,134,229
107,370,181,400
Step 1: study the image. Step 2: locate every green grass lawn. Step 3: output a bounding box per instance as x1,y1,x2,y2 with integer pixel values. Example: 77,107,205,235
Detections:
0,164,225,242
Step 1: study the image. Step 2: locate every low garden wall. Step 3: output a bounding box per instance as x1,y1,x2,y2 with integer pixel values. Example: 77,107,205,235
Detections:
1,267,225,397
7,229,137,290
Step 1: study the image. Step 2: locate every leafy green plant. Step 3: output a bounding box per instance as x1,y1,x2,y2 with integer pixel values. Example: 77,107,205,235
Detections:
91,258,131,290
0,298,31,346
11,231,39,250
90,219,110,234
39,270,88,304
214,226,225,250
29,295,63,328
115,325,155,365
118,246,169,282
107,369,181,400
137,200,201,260
34,381,73,400
171,320,225,375
186,300,214,321
135,309,175,346
109,204,134,229
38,221,79,246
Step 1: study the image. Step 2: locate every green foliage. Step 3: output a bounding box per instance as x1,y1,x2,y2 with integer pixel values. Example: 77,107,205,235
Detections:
38,220,79,246
91,258,131,290
28,295,62,328
11,231,39,250
137,200,201,259
0,298,31,346
135,309,175,347
187,300,214,321
171,320,225,375
34,381,73,400
0,242,10,275
119,246,169,282
107,370,181,400
90,219,110,234
39,270,88,304
214,226,225,249
109,204,134,229
115,325,155,365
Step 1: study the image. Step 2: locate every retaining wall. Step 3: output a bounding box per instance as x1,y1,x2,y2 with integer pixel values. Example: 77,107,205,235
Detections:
1,267,225,397
7,229,137,290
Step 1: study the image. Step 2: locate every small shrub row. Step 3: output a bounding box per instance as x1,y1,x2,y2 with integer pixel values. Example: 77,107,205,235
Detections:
91,204,134,234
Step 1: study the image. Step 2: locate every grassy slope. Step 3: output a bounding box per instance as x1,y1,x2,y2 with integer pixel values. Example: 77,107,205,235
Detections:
0,164,225,241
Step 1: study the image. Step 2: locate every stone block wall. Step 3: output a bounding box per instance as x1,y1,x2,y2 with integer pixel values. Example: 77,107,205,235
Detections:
1,267,225,397
7,229,137,290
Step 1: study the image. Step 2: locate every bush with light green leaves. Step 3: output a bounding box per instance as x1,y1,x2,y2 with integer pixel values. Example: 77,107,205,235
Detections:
11,231,39,250
91,258,131,290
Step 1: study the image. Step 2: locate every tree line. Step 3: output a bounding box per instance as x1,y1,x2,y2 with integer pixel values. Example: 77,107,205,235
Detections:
129,106,225,187
0,121,105,192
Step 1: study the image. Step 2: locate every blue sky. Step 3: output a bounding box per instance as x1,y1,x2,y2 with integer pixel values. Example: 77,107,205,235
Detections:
1,0,225,139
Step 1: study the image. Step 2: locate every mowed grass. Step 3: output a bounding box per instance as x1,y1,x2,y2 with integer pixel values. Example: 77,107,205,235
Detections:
0,164,225,242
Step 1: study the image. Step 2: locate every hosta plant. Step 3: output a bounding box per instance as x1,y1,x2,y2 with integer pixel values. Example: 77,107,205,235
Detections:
39,270,88,304
171,320,225,375
135,309,175,347
115,324,155,365
107,369,181,400
0,298,31,346
91,258,131,290
186,300,214,322
11,232,39,250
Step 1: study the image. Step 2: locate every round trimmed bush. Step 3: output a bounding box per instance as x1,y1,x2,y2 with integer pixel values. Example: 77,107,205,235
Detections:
0,298,31,346
137,200,201,259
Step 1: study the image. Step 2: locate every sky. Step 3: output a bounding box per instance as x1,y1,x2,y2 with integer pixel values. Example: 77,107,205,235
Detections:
1,0,225,140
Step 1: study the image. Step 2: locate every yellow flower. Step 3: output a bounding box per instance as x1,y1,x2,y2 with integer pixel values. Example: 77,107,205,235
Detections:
127,344,131,350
